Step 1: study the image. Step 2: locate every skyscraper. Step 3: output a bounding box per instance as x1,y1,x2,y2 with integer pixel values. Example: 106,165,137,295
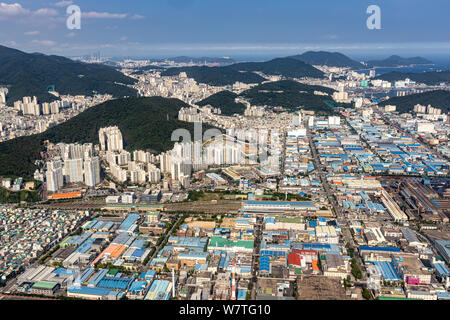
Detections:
84,157,101,187
65,158,84,183
99,126,124,152
46,161,64,192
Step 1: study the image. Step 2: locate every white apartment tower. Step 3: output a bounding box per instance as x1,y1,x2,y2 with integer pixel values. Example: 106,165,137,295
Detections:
84,157,101,187
46,161,64,192
99,126,124,152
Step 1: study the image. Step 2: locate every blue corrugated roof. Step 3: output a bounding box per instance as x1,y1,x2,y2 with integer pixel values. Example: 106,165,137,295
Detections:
359,246,401,252
68,285,121,297
97,276,133,290
131,248,146,258
128,280,147,293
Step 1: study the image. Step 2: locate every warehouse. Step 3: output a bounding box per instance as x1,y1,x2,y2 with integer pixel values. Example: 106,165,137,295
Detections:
97,276,133,291
243,200,318,215
401,228,423,247
178,252,209,267
127,280,149,299
381,189,409,221
359,246,401,254
67,285,123,300
368,261,401,282
208,236,254,253
435,240,450,263
30,281,60,296
144,280,172,300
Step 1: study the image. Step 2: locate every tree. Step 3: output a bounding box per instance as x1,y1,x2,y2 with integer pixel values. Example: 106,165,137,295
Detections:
351,258,362,279
362,288,371,300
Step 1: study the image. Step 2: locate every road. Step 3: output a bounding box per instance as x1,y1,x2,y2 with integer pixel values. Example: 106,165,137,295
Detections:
250,215,263,300
280,129,287,175
307,127,367,281
143,215,184,272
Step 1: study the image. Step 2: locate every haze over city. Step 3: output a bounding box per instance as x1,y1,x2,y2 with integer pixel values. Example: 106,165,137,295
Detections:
0,0,449,59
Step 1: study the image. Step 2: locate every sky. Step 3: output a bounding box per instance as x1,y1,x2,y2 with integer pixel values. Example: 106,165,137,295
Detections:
0,0,449,60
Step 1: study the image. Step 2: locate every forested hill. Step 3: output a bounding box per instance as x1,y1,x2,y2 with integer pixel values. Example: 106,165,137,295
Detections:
197,91,247,116
0,45,137,104
0,97,217,178
378,90,450,114
375,70,450,86
366,55,433,67
161,57,324,86
290,51,365,69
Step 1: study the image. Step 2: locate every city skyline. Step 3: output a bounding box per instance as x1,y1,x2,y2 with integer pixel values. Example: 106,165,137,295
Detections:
0,0,449,306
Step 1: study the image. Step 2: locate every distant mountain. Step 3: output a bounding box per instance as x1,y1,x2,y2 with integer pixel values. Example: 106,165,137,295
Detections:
161,57,324,86
366,55,433,67
239,80,336,114
0,97,217,178
290,51,365,69
131,65,165,75
375,69,450,85
197,91,247,116
165,56,236,65
0,45,137,104
135,65,165,71
378,90,450,114
228,58,324,79
161,66,265,86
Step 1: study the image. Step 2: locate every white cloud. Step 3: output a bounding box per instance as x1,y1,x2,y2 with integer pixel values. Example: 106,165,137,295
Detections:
131,14,145,20
34,8,59,16
0,2,30,18
53,1,73,7
0,2,60,20
120,36,128,41
25,31,40,36
83,11,128,19
31,39,56,46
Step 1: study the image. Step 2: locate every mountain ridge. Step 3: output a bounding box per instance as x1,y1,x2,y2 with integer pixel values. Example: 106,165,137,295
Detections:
375,69,450,85
161,57,324,86
0,44,138,104
366,55,433,67
290,51,365,69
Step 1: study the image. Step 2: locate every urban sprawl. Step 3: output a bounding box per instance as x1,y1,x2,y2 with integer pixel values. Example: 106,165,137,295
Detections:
1,59,450,301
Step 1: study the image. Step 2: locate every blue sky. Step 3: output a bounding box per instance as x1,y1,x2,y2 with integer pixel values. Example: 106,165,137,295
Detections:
0,0,449,60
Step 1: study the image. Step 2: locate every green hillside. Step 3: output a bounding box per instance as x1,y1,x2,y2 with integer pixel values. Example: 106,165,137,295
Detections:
0,45,137,104
375,70,450,86
197,91,247,115
366,55,432,67
290,51,364,69
378,90,450,114
161,66,265,86
227,58,324,78
0,97,218,178
161,57,324,86
239,80,336,114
